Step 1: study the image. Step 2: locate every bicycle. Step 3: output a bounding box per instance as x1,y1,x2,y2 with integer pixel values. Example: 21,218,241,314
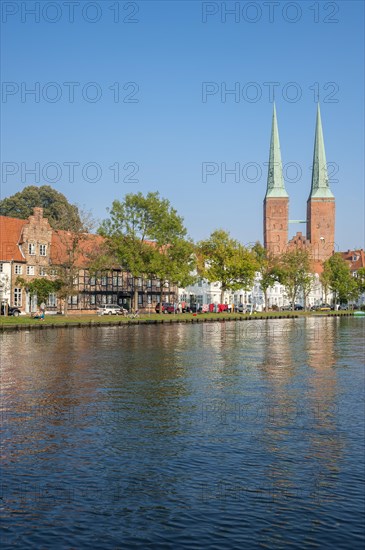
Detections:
127,309,140,319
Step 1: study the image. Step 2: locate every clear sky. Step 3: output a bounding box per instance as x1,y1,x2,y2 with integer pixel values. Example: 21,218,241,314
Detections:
1,0,364,250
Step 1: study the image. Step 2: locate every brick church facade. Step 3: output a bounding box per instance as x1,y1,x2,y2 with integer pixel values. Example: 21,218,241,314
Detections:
263,104,335,272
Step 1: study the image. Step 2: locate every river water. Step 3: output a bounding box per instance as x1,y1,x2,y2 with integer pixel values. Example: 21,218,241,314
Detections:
1,317,364,549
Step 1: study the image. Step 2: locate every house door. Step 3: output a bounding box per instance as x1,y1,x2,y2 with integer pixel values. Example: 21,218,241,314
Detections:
28,292,37,313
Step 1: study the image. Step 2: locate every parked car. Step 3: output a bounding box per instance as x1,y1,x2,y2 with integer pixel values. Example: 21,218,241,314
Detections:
97,304,126,316
318,304,332,311
236,304,245,313
293,304,304,311
338,304,349,310
1,304,21,317
155,303,176,314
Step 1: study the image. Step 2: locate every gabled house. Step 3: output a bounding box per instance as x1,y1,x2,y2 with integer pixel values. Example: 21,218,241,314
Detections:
0,207,176,314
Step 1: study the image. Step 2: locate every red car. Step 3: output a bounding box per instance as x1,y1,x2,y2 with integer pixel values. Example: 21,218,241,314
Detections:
155,302,175,314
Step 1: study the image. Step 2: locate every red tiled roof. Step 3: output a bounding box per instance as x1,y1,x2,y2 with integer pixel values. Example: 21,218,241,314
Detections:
340,249,365,272
51,230,106,267
0,216,27,261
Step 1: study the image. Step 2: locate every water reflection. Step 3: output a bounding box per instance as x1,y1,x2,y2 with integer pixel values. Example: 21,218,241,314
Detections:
1,318,364,549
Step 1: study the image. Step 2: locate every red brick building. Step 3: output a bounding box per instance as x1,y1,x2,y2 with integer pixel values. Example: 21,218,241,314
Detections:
264,104,335,273
0,208,176,314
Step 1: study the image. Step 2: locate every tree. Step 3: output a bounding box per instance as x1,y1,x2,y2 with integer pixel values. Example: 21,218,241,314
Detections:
278,249,312,311
320,266,332,304
252,242,281,312
99,192,196,312
197,230,257,304
0,185,81,230
322,253,358,306
301,273,317,311
356,267,365,298
15,277,61,306
51,209,96,315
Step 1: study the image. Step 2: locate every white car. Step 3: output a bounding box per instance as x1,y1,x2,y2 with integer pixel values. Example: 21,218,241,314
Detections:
97,304,126,316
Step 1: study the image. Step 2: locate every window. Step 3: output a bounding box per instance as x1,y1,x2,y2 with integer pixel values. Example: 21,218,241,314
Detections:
0,263,3,273
39,244,47,256
101,276,107,286
113,276,118,286
137,277,142,287
28,243,36,255
138,294,143,305
27,266,35,275
14,288,22,306
147,295,152,304
101,295,107,304
49,268,57,276
107,295,112,304
90,295,96,305
147,279,152,288
90,276,96,286
198,279,203,287
39,267,47,276
47,293,56,307
15,265,22,275
71,295,78,305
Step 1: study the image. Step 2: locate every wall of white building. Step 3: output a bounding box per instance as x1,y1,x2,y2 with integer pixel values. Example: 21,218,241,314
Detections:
179,272,331,310
0,262,11,304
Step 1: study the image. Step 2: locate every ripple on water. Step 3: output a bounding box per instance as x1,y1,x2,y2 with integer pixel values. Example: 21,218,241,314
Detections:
1,319,364,548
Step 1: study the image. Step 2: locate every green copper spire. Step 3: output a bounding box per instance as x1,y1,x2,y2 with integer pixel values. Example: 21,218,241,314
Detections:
265,103,288,198
309,104,334,199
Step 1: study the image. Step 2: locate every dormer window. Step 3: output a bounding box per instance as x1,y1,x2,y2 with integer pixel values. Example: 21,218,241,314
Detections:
28,243,36,255
352,255,359,262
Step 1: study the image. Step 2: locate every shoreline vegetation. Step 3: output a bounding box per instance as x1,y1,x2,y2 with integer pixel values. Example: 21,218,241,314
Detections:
0,311,356,331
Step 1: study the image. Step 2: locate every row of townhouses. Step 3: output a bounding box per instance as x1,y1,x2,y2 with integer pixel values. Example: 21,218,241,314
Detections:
0,208,364,314
0,208,177,314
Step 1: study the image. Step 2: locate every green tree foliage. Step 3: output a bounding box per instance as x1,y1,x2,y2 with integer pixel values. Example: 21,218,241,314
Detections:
0,185,81,230
322,253,358,305
356,267,365,296
278,249,312,311
15,277,61,305
99,192,196,311
197,230,257,304
252,242,281,312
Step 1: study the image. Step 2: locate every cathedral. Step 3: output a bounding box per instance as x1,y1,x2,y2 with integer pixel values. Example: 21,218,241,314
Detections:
263,104,335,272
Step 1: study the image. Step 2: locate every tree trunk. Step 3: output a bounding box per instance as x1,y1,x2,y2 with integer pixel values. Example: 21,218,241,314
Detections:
134,286,138,312
159,286,164,314
220,287,225,305
264,289,268,312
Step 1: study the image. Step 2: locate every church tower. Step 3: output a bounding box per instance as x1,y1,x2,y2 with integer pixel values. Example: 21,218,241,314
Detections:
263,103,289,255
306,104,335,262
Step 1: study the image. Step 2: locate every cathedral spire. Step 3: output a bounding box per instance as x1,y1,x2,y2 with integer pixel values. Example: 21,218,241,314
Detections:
309,103,334,199
265,103,288,198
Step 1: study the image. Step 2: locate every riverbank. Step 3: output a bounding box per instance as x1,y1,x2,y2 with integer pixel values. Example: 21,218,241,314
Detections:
0,310,355,331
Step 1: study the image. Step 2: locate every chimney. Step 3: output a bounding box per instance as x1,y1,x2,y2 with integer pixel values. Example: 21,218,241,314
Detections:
33,207,44,219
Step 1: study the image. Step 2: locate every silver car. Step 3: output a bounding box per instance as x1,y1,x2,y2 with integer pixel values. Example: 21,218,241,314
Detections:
97,304,126,316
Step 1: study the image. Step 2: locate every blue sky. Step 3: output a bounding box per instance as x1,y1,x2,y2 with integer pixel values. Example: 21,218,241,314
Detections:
1,0,364,250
